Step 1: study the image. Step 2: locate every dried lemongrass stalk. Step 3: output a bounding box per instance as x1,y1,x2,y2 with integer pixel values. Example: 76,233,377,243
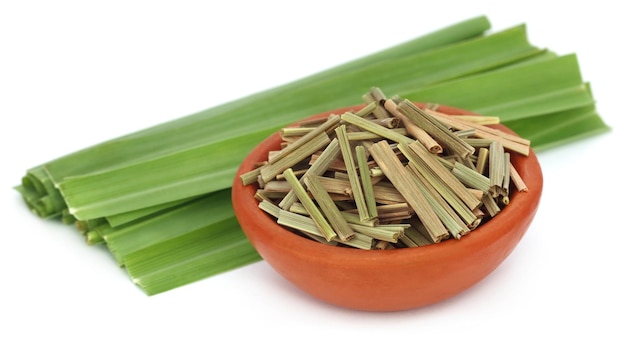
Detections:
341,112,414,145
315,176,352,197
405,163,470,239
502,152,511,205
279,138,340,210
269,114,341,165
262,180,292,193
406,162,472,237
354,101,377,117
335,124,370,221
304,175,355,241
454,115,500,125
240,167,262,186
402,226,433,247
369,140,449,243
280,127,316,139
347,128,407,141
404,142,481,210
260,132,331,183
481,193,501,217
356,145,378,221
259,200,282,218
427,109,530,156
277,209,324,237
341,211,379,227
476,147,489,175
349,223,403,243
384,98,443,154
489,141,506,198
509,161,528,192
396,99,475,158
282,168,337,241
371,117,401,128
452,161,491,193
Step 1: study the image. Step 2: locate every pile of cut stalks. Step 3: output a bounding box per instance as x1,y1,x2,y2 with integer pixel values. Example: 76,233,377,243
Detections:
242,88,530,249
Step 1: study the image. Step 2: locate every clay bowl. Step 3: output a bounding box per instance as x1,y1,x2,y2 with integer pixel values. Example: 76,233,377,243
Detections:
232,103,543,312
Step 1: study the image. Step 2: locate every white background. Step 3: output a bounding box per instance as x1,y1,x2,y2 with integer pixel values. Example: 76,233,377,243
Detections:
1,1,624,337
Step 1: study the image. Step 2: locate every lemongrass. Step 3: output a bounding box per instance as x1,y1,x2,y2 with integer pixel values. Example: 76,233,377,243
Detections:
304,175,355,241
384,97,443,154
369,140,449,242
260,132,331,183
475,147,489,175
282,168,337,242
396,100,475,158
15,15,611,296
341,112,414,145
356,145,379,221
335,124,370,221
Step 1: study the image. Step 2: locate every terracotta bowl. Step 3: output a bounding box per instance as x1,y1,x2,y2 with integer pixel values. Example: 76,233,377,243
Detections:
232,103,543,312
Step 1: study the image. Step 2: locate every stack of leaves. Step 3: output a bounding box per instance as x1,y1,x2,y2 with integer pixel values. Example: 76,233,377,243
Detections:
15,16,610,295
241,88,531,249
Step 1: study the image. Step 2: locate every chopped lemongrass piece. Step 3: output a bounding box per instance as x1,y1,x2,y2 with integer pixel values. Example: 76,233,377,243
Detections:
509,161,528,192
335,124,370,221
259,200,282,218
406,162,473,234
489,141,507,198
476,147,489,175
454,129,477,138
454,115,500,125
405,164,471,239
282,168,337,242
356,145,379,221
404,142,482,210
396,100,475,158
452,161,491,193
341,112,414,145
428,109,531,156
347,129,407,141
503,152,511,199
270,115,341,164
482,194,501,217
354,101,377,117
384,97,443,154
369,140,449,242
341,211,379,227
277,209,325,236
403,226,433,247
349,223,403,243
280,127,316,138
304,175,355,241
279,137,341,210
260,132,331,183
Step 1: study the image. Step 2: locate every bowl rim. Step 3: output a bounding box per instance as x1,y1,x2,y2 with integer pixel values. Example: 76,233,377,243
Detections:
232,102,543,263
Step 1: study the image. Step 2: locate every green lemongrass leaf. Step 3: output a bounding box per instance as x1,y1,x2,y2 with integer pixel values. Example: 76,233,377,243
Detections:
60,127,276,220
104,189,234,265
18,166,66,220
29,22,538,221
506,104,610,151
18,17,491,219
105,196,199,228
124,217,261,296
402,54,591,121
